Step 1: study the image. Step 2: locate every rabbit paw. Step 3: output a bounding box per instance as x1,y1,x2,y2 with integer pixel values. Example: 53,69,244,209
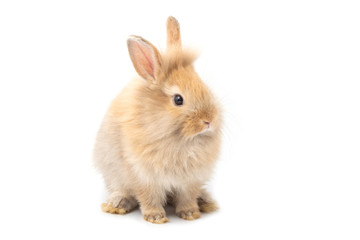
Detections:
177,209,201,220
144,212,168,224
102,202,127,214
198,197,219,213
102,192,137,214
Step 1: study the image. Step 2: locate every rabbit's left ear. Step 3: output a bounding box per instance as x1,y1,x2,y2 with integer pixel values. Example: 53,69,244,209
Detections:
166,16,182,49
127,35,163,83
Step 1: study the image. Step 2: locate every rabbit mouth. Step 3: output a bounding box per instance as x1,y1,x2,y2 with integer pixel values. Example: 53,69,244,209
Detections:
199,124,213,135
181,122,214,140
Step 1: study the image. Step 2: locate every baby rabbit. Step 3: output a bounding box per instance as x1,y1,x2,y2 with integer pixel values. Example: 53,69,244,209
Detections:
94,16,222,224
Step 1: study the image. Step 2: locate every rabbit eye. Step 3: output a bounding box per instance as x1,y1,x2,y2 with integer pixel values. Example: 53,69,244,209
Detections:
174,94,184,106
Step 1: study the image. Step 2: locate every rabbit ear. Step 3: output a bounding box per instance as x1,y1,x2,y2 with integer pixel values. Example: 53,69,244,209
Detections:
166,16,182,49
127,35,163,82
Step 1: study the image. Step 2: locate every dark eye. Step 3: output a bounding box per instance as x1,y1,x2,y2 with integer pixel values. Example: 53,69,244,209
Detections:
174,94,184,106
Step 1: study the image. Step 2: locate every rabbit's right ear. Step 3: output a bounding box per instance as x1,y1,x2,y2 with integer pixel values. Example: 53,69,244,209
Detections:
127,35,163,83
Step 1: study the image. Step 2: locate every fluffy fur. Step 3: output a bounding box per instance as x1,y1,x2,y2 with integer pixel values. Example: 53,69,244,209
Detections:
94,16,222,224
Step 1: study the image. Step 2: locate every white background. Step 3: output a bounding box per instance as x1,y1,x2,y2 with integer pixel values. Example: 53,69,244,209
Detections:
0,0,359,239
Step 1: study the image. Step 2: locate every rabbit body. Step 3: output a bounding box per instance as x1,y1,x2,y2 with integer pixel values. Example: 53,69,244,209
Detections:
94,17,222,223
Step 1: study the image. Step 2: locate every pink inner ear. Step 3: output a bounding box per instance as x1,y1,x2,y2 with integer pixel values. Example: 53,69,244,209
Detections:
135,42,155,78
128,39,159,81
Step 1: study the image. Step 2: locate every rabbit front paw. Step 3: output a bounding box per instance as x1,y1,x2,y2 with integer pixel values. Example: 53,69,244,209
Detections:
101,192,137,214
143,211,168,224
176,208,201,220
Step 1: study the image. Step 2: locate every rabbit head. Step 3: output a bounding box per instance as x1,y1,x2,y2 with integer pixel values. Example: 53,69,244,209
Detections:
126,17,221,140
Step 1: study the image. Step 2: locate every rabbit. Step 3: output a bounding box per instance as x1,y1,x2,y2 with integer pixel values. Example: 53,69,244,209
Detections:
93,16,222,224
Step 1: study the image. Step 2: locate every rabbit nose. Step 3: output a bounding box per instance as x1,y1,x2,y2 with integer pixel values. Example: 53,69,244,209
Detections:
203,121,211,128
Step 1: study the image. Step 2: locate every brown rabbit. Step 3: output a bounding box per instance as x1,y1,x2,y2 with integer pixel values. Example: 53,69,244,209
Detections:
93,16,222,224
